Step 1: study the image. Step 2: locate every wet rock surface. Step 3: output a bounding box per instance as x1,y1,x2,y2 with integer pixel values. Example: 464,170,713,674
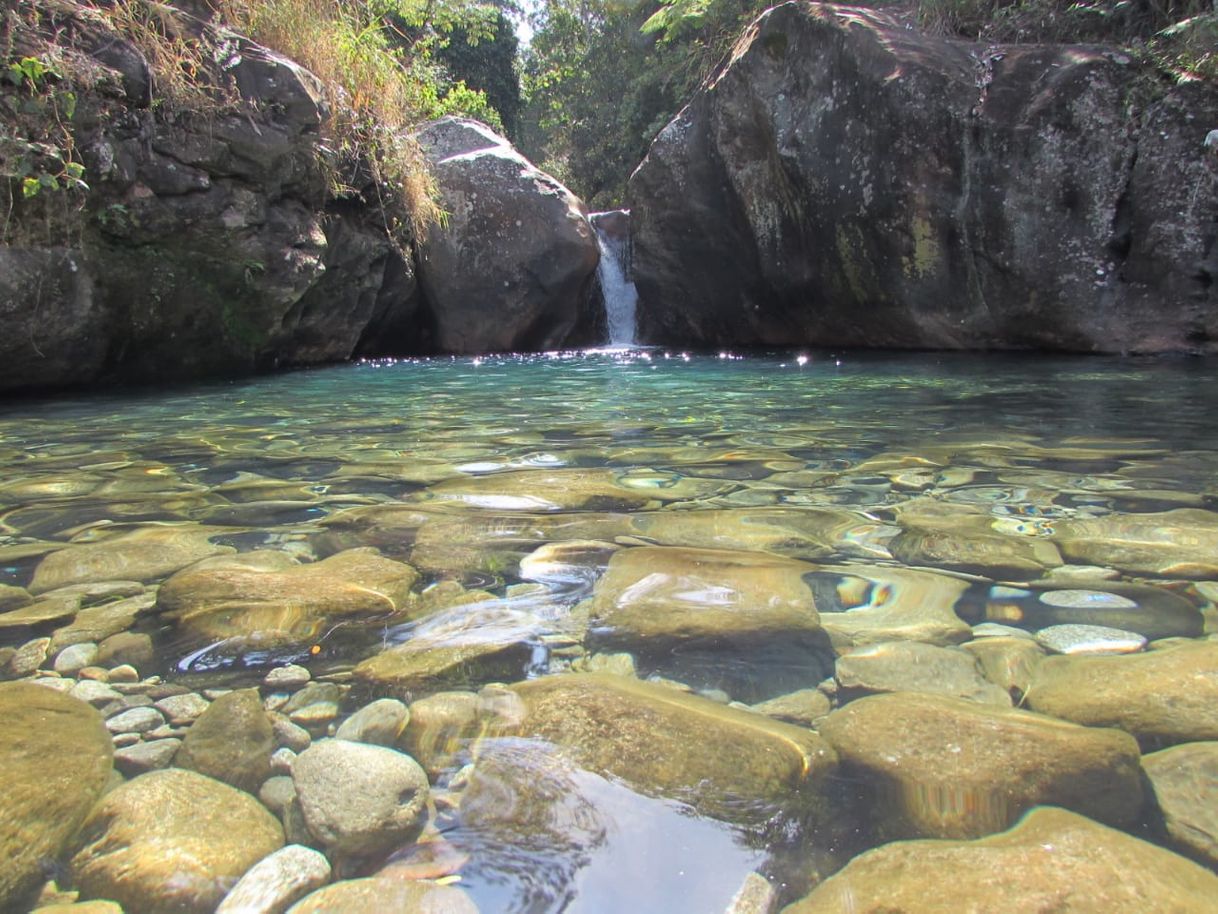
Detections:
1143,741,1218,868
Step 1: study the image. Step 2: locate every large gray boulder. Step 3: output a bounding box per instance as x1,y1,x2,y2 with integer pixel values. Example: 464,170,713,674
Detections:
628,2,1218,353
413,117,600,352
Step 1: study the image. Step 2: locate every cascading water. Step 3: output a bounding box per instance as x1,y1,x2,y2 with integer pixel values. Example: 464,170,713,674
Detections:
590,210,638,347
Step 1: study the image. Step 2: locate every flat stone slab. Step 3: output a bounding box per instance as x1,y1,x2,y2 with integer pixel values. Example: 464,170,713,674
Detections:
783,807,1218,913
818,692,1143,839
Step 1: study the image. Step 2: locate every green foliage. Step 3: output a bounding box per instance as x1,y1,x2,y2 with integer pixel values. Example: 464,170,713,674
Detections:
519,0,769,207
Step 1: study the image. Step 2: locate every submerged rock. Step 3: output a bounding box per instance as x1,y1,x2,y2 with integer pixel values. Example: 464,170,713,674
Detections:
159,547,418,643
413,116,600,353
71,769,283,914
818,692,1143,839
286,878,478,914
1025,640,1218,745
214,844,331,914
500,673,837,823
1051,509,1218,578
1143,741,1218,868
834,641,1011,706
1034,623,1146,655
981,581,1204,640
174,688,274,793
29,525,233,593
0,683,113,911
811,564,973,648
291,739,430,859
782,806,1218,913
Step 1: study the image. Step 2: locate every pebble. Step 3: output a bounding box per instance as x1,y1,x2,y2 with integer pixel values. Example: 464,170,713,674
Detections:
10,637,50,676
282,682,341,715
70,679,122,707
31,676,74,693
271,715,313,753
108,664,140,683
263,692,290,712
105,706,165,734
154,692,210,724
264,664,312,690
289,701,339,732
271,747,297,775
145,724,190,741
204,688,234,700
111,732,142,748
77,666,112,682
103,694,154,716
53,642,98,675
96,631,155,669
258,775,297,815
112,678,159,695
1035,623,1148,655
970,622,1034,639
214,844,331,914
334,698,409,746
114,737,182,776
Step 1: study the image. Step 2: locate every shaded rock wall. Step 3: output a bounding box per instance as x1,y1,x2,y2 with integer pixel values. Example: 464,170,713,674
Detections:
0,5,597,393
628,2,1218,353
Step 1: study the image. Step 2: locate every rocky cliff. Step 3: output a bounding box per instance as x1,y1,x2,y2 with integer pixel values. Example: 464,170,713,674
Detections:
0,2,598,393
628,2,1218,353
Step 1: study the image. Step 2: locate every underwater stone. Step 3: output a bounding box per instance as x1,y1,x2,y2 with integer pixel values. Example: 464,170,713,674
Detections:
782,807,1218,913
0,683,113,911
1034,624,1147,655
175,688,273,793
71,769,284,914
215,844,331,914
835,641,1011,706
1143,741,1218,868
819,692,1143,839
286,878,478,914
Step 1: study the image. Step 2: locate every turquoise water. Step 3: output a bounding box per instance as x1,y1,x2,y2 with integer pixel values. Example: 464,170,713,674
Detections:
2,350,1217,911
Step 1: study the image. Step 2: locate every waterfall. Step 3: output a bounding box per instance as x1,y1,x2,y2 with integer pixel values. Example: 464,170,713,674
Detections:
591,211,638,347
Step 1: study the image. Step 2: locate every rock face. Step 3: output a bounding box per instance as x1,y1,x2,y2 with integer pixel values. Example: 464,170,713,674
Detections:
818,692,1143,838
71,768,284,914
413,117,600,353
782,806,1218,913
0,683,114,911
629,2,1218,354
1,8,599,394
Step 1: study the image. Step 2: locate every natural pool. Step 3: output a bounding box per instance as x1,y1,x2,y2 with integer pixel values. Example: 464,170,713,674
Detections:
1,350,1217,913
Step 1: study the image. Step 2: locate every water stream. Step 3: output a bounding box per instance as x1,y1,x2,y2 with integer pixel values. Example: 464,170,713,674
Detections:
591,212,638,347
2,350,1216,911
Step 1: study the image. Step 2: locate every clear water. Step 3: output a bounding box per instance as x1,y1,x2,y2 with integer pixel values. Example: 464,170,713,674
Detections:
2,349,1216,911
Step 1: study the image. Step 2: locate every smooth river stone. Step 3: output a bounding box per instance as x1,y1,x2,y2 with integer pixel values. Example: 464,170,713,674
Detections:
818,693,1143,839
286,879,478,914
1034,623,1147,655
983,582,1203,639
29,525,234,593
834,641,1012,706
214,844,331,914
782,806,1218,914
1025,640,1218,746
400,691,484,777
421,467,727,512
589,546,823,652
159,547,419,643
174,688,273,793
1143,741,1218,868
748,688,832,727
501,673,838,824
71,769,284,914
812,564,973,648
625,507,889,560
1051,508,1218,578
291,739,430,858
0,683,113,911
0,582,31,611
334,698,410,746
